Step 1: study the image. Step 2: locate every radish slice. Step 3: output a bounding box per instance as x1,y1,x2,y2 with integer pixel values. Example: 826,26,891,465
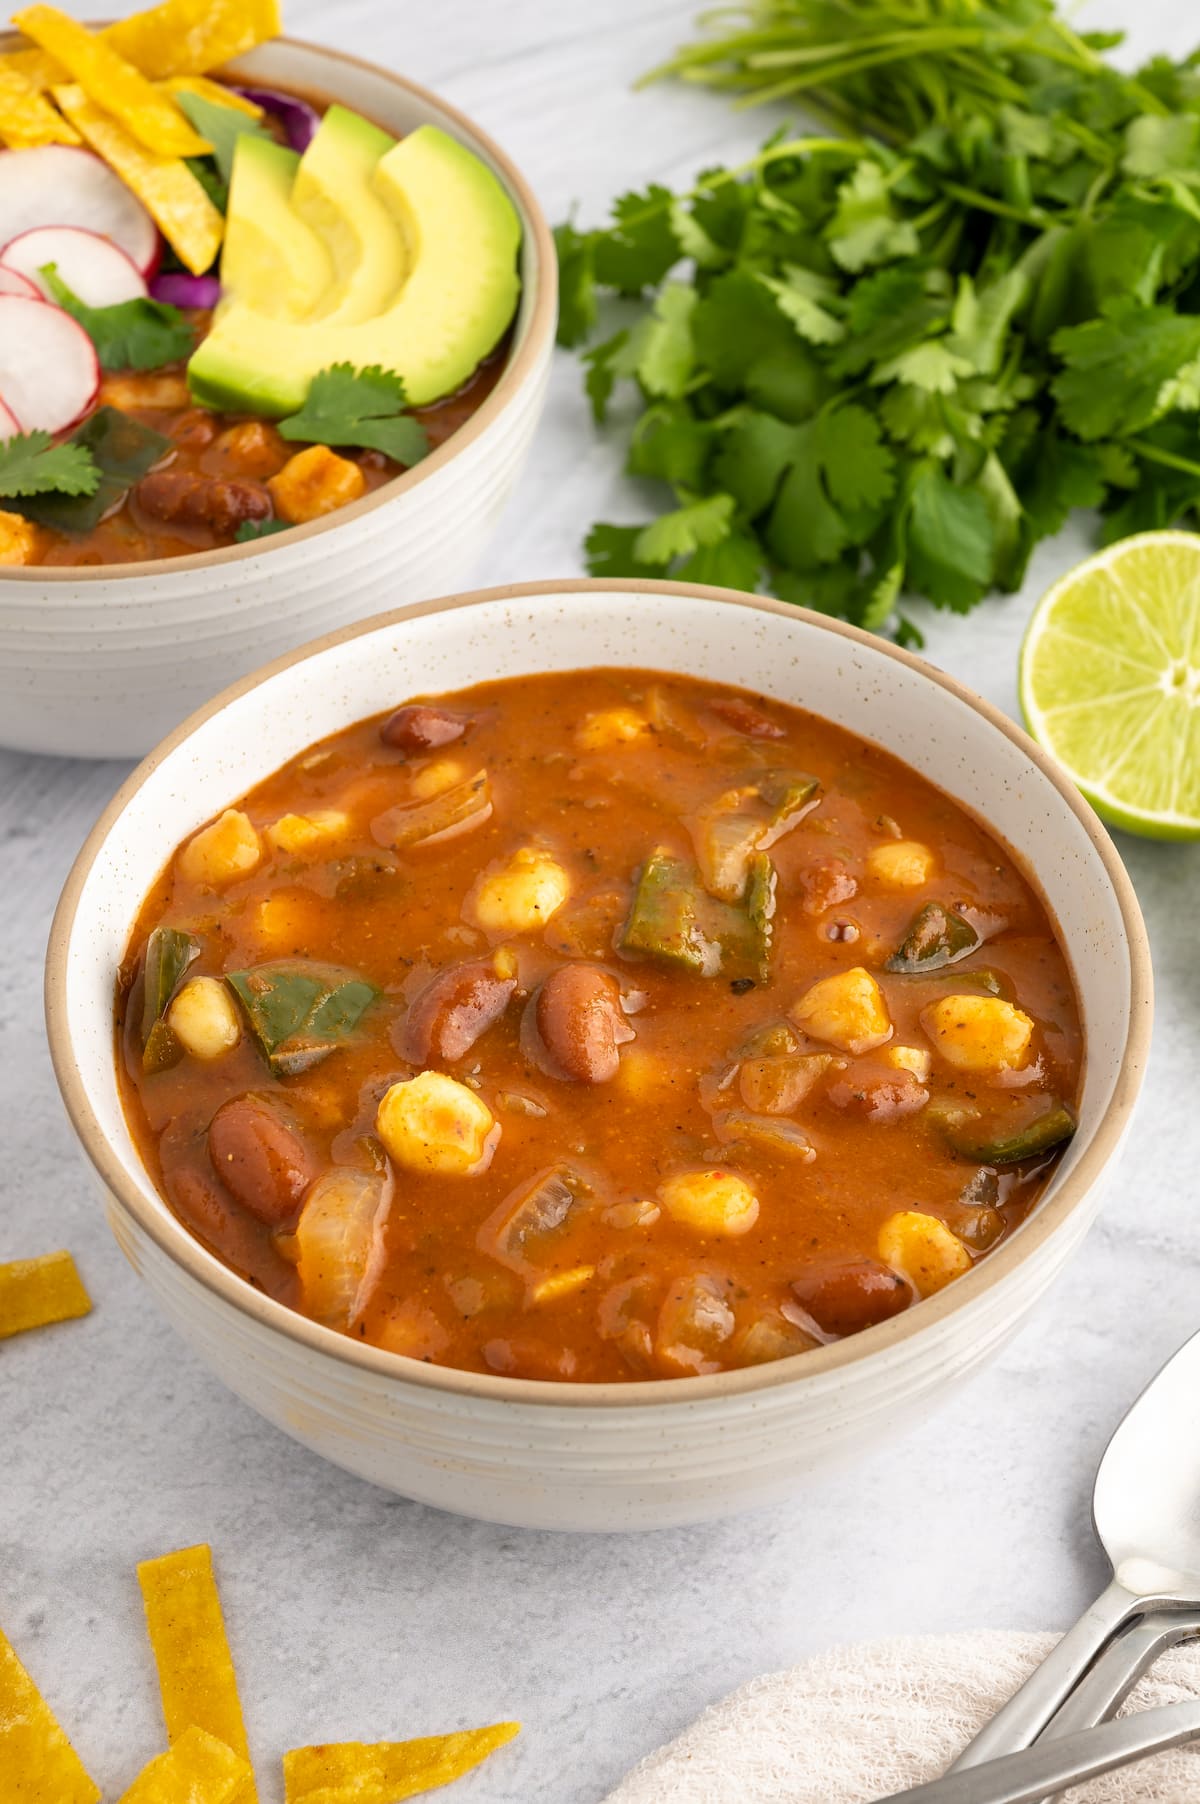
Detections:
0,397,20,441
1,226,147,306
0,297,99,434
0,266,38,300
0,146,159,277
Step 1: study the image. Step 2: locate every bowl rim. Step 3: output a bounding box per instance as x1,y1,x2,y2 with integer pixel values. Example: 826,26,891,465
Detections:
45,579,1154,1409
0,31,557,588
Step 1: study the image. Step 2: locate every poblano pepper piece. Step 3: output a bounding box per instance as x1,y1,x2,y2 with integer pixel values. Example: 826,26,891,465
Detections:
226,961,378,1075
885,900,981,973
139,925,200,1074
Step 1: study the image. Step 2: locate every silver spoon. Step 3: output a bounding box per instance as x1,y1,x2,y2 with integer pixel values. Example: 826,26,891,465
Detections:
949,1328,1200,1773
876,1699,1200,1804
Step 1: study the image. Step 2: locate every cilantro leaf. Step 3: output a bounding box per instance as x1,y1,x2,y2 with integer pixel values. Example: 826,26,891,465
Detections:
626,403,713,489
235,518,292,543
9,409,168,532
554,221,597,348
826,159,920,274
758,265,844,346
906,463,995,611
632,283,697,399
174,88,273,184
676,532,763,591
767,424,849,571
584,522,660,580
42,267,195,371
1052,303,1200,440
712,411,799,518
815,406,895,514
592,186,679,295
0,431,99,499
277,364,430,464
634,494,735,565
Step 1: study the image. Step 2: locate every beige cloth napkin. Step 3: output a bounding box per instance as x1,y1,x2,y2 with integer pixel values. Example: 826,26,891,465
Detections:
603,1632,1200,1803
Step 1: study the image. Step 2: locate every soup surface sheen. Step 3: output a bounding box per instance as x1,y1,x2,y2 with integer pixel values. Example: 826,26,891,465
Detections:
118,668,1083,1382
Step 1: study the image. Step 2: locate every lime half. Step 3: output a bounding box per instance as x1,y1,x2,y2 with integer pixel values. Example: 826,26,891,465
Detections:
1020,531,1200,841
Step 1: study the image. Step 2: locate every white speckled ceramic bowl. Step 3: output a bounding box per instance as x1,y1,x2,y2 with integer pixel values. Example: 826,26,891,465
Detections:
46,582,1152,1531
0,37,555,760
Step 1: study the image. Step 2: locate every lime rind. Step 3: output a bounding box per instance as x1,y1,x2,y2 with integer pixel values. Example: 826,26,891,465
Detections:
1020,530,1200,841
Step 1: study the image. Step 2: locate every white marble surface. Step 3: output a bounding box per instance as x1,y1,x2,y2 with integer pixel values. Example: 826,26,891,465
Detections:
3,3,1200,1799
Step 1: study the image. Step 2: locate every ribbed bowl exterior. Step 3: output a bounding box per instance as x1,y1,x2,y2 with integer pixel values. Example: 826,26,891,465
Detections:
0,37,554,759
47,584,1151,1533
103,1164,1114,1532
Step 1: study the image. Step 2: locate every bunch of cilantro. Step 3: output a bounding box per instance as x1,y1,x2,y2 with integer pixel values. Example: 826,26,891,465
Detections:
557,1,1200,639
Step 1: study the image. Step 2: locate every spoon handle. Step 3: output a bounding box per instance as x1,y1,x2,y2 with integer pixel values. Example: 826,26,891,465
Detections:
1032,1612,1200,1804
875,1697,1200,1804
946,1578,1138,1770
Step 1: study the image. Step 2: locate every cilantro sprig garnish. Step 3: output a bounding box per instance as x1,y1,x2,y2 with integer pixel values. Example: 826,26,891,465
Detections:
0,430,99,501
558,3,1200,637
277,364,430,465
41,267,195,373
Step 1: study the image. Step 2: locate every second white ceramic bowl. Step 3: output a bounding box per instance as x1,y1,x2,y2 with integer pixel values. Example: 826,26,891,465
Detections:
0,37,555,760
46,582,1152,1531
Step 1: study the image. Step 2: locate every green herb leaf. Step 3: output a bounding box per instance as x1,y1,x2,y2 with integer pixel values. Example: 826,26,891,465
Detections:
592,185,679,294
554,220,597,347
226,962,378,1075
41,266,195,371
906,463,995,612
0,431,99,500
9,408,169,532
234,518,292,543
174,88,273,184
1052,303,1200,440
277,363,430,464
634,493,735,565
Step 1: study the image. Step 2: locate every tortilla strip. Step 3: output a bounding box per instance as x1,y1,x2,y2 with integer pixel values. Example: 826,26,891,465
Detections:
0,58,78,145
137,1545,258,1804
107,0,282,82
282,1724,521,1804
118,1725,249,1804
0,1250,91,1339
0,46,62,92
0,1626,100,1804
53,85,223,275
14,7,211,157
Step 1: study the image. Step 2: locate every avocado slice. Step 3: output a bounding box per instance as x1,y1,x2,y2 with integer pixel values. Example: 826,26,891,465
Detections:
189,124,521,414
221,136,331,321
292,104,408,325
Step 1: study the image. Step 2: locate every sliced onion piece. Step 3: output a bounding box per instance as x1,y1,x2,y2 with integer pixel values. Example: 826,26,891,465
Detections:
230,85,320,152
149,270,220,309
0,145,160,277
1,225,147,307
0,398,19,441
0,266,38,300
0,296,99,433
292,1165,392,1331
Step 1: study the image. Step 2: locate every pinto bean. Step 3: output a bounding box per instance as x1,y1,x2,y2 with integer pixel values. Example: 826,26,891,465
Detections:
207,1094,316,1227
380,703,470,753
825,1065,928,1123
532,964,635,1084
135,469,271,537
399,959,516,1063
790,1258,911,1338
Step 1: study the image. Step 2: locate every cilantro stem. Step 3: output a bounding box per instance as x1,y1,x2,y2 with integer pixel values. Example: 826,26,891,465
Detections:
938,180,1054,227
1125,439,1200,483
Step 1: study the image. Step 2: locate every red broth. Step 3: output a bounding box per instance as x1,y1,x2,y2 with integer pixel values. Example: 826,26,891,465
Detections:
117,668,1083,1382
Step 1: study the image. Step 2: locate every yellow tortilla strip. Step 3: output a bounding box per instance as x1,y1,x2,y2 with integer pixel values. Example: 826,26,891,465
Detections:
107,0,282,82
0,46,63,93
165,76,264,120
14,7,211,157
0,1626,100,1804
138,1545,258,1804
282,1725,522,1804
0,57,77,143
118,1726,249,1804
53,85,223,275
0,1250,91,1339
